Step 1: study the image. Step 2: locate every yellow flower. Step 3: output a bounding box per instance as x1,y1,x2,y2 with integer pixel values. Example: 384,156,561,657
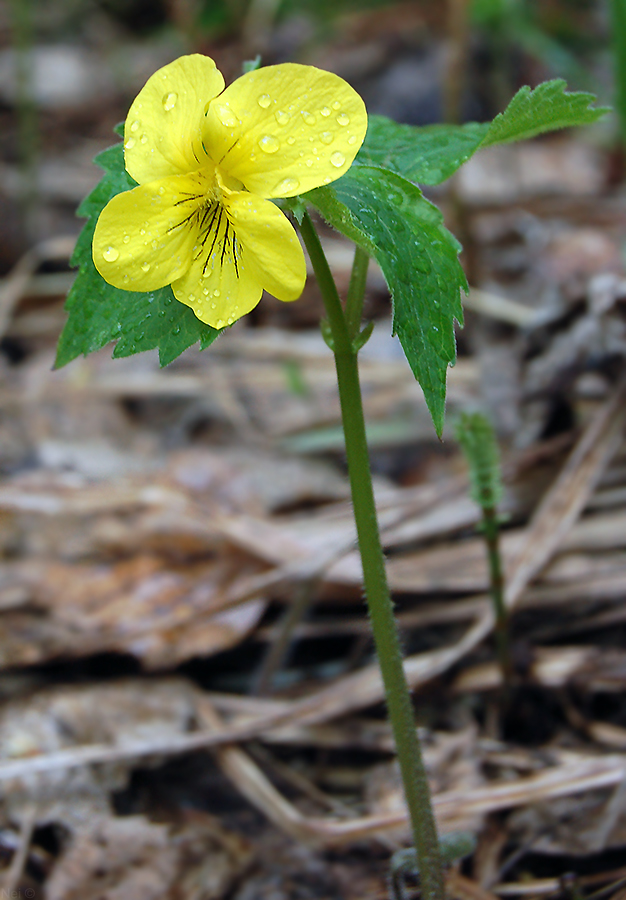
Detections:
93,55,367,329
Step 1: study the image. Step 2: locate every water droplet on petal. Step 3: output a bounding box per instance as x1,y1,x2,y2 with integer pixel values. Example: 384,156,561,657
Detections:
250,152,257,161
214,103,240,127
227,315,235,325
275,110,290,125
330,151,345,167
259,134,280,153
320,131,334,145
130,120,140,133
151,240,158,250
123,235,130,244
203,288,209,296
122,274,129,283
103,246,119,262
336,113,350,126
162,92,177,111
215,319,225,329
257,94,271,108
140,133,148,144
158,186,165,195
306,159,313,167
332,101,341,110
320,106,331,117
274,177,300,194
348,135,358,145
141,262,151,273
124,138,135,150
188,293,195,302
302,112,316,125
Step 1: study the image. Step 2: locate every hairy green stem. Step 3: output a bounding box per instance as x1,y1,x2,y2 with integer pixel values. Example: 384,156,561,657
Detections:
345,245,370,339
299,211,444,900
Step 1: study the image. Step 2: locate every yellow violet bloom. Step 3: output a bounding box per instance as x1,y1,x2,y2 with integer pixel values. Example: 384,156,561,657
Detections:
93,55,367,329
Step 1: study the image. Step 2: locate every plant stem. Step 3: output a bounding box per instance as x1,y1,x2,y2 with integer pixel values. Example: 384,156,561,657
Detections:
481,506,512,690
299,211,444,900
345,245,370,339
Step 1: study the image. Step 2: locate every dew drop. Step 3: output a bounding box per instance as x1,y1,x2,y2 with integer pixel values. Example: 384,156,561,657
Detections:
257,93,271,108
286,136,296,145
140,133,148,144
332,101,341,110
173,326,181,335
122,274,129,283
320,106,331,117
336,113,350,126
274,176,300,194
102,246,119,262
158,186,165,195
151,240,158,250
203,288,209,296
330,151,345,168
141,262,151,273
124,137,135,150
123,235,130,244
210,303,216,311
275,109,290,125
188,293,195,302
323,175,332,184
215,103,240,127
302,112,316,125
259,134,280,153
130,120,140,133
227,315,235,325
162,92,178,111
348,135,358,145
215,319,226,329
212,289,220,298
306,159,313,167
140,228,146,236
250,152,257,161
320,131,334,145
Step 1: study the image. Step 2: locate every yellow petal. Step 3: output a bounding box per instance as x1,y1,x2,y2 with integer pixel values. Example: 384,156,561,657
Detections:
204,63,367,198
171,195,305,328
172,227,263,329
93,174,206,291
226,193,306,301
124,55,225,184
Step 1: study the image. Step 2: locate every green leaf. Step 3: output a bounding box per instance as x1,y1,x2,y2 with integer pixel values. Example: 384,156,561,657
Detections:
55,142,220,369
480,79,610,147
306,166,466,435
355,79,609,185
355,116,489,185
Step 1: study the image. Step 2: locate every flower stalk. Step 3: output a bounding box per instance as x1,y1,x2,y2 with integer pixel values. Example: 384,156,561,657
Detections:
299,210,445,900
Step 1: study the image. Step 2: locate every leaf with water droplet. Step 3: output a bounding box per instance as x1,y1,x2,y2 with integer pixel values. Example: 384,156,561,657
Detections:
305,165,466,436
355,83,607,186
